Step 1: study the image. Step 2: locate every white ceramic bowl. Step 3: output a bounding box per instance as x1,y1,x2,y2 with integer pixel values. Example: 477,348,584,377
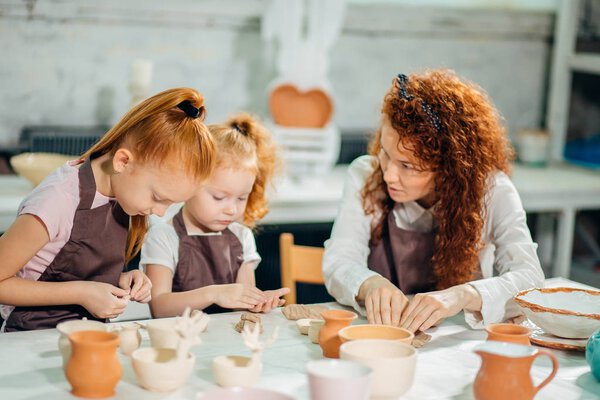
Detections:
10,152,72,186
131,348,195,392
514,287,600,339
212,355,261,388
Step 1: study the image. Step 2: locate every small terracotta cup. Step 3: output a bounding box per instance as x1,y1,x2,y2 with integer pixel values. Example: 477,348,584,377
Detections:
485,323,532,346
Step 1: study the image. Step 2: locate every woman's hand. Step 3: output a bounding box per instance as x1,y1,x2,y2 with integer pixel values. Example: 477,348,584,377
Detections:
400,284,481,332
79,281,130,319
359,276,409,326
248,287,290,313
212,284,266,309
119,269,152,303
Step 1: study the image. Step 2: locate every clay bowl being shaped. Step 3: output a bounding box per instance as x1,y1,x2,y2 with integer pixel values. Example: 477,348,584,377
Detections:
56,319,108,367
131,348,195,392
338,324,414,345
269,84,333,128
212,355,261,388
10,152,73,186
514,287,600,339
197,387,294,400
296,318,319,335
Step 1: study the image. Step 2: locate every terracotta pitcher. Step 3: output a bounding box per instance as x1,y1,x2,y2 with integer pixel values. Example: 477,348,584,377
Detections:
473,341,559,400
65,330,121,398
319,310,357,358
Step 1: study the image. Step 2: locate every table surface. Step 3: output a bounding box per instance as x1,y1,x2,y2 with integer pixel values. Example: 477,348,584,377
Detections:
0,277,598,400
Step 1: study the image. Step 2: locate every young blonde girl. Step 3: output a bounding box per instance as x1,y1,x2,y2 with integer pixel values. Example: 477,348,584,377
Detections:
141,114,289,317
323,70,544,332
0,88,215,331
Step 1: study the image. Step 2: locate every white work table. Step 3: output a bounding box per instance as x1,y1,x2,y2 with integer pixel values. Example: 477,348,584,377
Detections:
1,163,600,278
0,278,597,399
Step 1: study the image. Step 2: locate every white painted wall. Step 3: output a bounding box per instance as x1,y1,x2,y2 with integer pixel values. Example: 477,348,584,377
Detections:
0,0,553,146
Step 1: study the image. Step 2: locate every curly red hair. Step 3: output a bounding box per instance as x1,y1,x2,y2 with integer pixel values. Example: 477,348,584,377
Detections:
208,113,281,228
362,69,514,289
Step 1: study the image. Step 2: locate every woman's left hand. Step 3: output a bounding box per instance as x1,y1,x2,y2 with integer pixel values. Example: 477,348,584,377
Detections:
119,270,152,303
400,284,480,332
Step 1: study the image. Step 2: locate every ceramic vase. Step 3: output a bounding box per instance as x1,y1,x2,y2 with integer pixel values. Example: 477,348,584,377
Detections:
56,319,108,369
118,324,142,356
586,329,600,382
319,310,357,358
65,330,121,398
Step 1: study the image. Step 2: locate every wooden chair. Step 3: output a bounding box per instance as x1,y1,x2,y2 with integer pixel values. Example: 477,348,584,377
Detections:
279,233,325,305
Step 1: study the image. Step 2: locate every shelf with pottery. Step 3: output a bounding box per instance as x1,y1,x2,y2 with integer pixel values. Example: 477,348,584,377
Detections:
0,277,598,399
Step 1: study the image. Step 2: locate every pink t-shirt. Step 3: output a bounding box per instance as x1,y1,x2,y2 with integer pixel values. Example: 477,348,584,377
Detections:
0,160,112,321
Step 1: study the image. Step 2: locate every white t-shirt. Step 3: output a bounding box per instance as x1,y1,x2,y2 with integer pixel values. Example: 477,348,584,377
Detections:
140,220,261,275
323,156,545,329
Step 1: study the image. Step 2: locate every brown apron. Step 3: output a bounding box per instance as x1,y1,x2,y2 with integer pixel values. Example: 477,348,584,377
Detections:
367,210,437,294
171,209,243,313
5,157,129,332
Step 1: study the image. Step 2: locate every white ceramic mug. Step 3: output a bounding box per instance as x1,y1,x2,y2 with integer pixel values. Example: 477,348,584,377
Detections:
146,318,179,349
308,319,325,344
306,359,371,400
340,339,416,398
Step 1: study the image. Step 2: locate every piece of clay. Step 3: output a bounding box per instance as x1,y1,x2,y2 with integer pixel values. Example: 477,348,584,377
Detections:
281,304,328,320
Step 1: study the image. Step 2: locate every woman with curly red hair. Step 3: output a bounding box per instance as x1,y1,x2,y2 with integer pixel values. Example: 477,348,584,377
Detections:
323,70,544,332
141,114,289,317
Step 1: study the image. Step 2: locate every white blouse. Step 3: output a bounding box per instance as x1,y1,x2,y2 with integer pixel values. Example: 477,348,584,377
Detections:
323,156,544,329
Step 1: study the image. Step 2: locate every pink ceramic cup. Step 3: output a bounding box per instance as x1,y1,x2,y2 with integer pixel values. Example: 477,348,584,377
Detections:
306,359,371,400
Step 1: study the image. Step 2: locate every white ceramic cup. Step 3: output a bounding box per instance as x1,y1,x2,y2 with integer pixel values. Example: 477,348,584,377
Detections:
146,318,179,349
131,348,195,392
340,339,416,398
308,319,325,344
212,355,262,388
306,359,371,400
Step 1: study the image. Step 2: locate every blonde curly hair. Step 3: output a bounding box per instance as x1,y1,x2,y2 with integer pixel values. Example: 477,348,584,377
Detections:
207,114,281,228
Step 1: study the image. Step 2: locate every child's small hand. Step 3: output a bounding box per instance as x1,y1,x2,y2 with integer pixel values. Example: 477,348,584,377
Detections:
80,281,130,319
213,284,266,309
248,287,290,313
119,270,152,303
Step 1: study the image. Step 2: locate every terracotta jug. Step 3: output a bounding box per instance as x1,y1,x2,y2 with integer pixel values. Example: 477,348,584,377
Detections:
319,310,357,358
485,323,531,346
65,330,121,398
473,341,559,400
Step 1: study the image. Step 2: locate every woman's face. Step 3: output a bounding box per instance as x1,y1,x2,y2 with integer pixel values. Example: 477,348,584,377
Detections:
378,117,437,207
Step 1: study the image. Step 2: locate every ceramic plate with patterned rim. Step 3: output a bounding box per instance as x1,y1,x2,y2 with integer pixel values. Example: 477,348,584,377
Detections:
521,319,587,351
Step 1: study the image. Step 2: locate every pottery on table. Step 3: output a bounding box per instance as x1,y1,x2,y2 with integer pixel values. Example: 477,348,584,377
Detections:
319,309,357,358
65,330,121,398
586,329,600,382
485,323,531,346
56,319,108,368
197,387,294,400
146,318,180,349
117,324,142,356
212,355,262,388
473,341,559,400
514,287,600,339
338,324,414,345
306,359,371,400
340,339,416,398
269,84,333,128
131,348,195,392
296,318,318,335
308,319,325,344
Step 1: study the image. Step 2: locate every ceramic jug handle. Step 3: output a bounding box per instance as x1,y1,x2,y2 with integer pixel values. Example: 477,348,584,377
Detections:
532,349,559,395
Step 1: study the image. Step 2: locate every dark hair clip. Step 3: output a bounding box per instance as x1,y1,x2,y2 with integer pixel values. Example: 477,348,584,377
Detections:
177,100,203,119
231,122,248,136
396,73,443,134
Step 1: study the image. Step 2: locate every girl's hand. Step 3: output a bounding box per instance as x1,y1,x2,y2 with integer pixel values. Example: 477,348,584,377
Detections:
361,276,409,326
400,284,481,332
248,287,290,313
79,281,130,319
119,270,152,303
213,284,266,309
